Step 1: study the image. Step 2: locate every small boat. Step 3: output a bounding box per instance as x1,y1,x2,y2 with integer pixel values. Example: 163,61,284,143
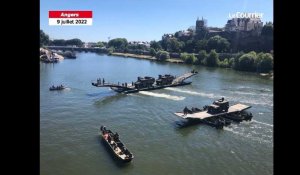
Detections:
49,85,66,91
100,126,134,162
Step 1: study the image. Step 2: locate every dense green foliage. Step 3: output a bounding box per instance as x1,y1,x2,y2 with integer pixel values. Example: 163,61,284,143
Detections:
204,50,219,67
40,30,50,46
150,48,157,56
206,35,230,53
150,40,162,51
50,38,83,47
108,38,128,51
156,51,170,61
256,53,273,73
180,53,197,64
236,51,257,71
196,50,208,64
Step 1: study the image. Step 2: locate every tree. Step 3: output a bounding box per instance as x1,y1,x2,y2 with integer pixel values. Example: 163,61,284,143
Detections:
196,50,207,65
236,51,257,71
256,53,273,73
40,30,50,46
228,57,235,67
161,38,172,52
180,53,196,64
150,40,162,51
207,35,230,52
108,38,128,51
169,38,184,52
261,23,273,52
204,50,219,67
51,39,66,46
195,40,208,52
65,38,83,47
150,48,157,56
156,51,170,61
261,23,273,37
96,42,105,48
219,58,230,68
183,39,196,53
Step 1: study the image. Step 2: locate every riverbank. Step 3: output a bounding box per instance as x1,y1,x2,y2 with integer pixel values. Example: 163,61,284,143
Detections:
110,52,184,63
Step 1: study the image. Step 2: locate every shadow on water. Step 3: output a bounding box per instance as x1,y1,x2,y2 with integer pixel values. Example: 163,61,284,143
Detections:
174,119,202,128
174,120,202,136
96,136,132,168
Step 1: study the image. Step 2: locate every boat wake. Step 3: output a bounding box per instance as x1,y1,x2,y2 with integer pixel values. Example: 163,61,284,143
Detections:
166,87,273,107
252,120,273,127
138,91,185,101
224,121,273,144
165,88,215,98
229,91,272,97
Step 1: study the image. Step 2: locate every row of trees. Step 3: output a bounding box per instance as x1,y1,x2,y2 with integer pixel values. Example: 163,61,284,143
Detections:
40,30,50,46
176,50,273,73
159,35,230,53
40,30,84,47
100,37,273,73
155,49,273,73
49,38,84,47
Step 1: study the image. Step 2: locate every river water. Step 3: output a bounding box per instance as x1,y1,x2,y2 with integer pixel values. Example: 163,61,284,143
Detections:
40,52,273,175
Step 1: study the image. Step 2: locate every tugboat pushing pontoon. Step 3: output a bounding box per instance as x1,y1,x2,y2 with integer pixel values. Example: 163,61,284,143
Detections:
91,70,198,94
175,98,253,129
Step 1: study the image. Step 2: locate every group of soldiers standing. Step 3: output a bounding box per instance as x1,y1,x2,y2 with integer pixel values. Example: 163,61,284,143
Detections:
97,78,105,85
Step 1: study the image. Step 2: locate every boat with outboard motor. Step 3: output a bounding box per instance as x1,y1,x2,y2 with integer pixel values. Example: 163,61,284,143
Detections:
49,85,66,91
100,126,134,162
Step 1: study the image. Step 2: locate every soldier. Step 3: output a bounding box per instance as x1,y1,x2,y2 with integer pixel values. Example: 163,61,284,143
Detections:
183,106,188,115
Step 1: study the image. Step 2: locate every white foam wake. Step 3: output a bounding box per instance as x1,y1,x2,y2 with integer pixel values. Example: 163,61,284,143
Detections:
138,91,185,101
223,125,273,144
165,88,215,98
165,88,273,107
252,120,273,127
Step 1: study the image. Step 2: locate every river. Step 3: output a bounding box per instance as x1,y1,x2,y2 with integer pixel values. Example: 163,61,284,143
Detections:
40,52,273,175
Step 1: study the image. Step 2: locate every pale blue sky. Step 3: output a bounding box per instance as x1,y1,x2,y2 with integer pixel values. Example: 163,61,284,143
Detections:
40,0,273,42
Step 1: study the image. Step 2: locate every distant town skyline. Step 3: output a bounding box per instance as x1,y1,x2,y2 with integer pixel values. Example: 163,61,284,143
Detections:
40,0,273,42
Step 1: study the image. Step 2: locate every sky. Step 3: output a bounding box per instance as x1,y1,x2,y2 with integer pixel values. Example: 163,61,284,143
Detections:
40,0,273,42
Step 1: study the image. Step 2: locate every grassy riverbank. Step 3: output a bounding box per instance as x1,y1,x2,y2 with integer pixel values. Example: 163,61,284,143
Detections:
111,52,184,63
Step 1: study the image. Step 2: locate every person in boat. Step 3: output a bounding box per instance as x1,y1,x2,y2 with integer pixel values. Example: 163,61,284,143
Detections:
114,132,119,141
103,78,105,85
191,107,195,113
103,133,109,140
107,135,111,143
183,106,189,115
